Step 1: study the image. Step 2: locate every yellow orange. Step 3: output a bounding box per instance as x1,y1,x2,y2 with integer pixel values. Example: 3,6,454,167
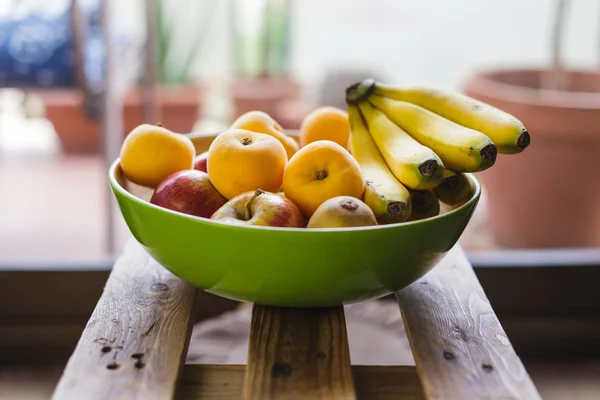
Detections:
283,140,365,217
299,106,351,149
231,110,299,159
120,123,195,188
208,129,287,199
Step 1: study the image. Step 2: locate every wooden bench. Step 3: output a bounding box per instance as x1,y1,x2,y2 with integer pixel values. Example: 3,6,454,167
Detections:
50,237,541,399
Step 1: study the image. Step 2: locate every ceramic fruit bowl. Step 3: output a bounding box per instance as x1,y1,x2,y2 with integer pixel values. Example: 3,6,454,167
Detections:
109,132,481,307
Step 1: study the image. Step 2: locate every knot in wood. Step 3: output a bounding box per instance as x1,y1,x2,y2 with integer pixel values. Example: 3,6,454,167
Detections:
151,283,168,292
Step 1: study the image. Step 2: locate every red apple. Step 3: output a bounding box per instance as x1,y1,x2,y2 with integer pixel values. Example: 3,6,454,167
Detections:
211,189,306,228
193,151,209,172
150,169,226,218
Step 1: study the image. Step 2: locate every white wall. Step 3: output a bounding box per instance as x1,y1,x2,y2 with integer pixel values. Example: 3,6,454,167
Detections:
109,0,600,92
289,0,600,91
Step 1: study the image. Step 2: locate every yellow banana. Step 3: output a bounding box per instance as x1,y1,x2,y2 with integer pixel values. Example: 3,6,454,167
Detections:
357,101,443,190
433,169,472,206
369,95,497,172
407,190,440,221
373,83,530,154
348,105,411,223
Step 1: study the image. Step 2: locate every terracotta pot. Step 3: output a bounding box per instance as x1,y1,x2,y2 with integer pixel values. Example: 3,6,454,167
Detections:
39,85,203,154
229,77,300,122
37,88,102,153
122,85,203,134
464,68,600,248
273,99,312,130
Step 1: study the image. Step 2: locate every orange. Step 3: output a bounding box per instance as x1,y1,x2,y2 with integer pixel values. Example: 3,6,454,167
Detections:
231,110,299,159
120,123,195,188
208,129,287,199
283,140,365,217
299,106,351,149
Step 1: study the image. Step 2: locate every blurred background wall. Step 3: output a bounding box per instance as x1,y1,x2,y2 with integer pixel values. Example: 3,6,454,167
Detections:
112,0,600,88
100,0,600,86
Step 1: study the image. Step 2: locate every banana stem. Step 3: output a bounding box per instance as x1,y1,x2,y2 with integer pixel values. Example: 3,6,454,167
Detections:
346,79,376,105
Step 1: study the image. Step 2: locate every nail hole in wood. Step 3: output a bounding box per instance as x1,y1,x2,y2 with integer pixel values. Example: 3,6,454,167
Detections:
271,362,292,378
453,327,469,342
134,361,145,369
101,346,111,354
106,362,120,370
482,363,494,372
131,353,144,360
316,350,326,360
443,351,455,360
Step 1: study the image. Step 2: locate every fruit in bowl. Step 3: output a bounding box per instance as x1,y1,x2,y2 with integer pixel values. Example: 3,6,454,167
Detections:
307,196,377,228
193,151,209,173
110,81,529,307
211,189,306,228
207,129,287,200
120,123,196,188
150,169,226,219
283,140,365,218
231,110,299,159
110,156,481,307
299,106,351,150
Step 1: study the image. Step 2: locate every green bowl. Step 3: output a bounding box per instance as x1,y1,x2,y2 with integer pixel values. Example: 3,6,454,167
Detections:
109,159,480,308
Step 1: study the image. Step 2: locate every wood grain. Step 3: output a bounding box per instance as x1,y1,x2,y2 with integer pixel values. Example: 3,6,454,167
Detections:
178,364,246,400
243,305,356,400
396,245,542,400
52,239,198,400
351,365,424,400
179,365,423,400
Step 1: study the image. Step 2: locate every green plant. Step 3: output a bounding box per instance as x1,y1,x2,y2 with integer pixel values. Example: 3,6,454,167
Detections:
232,0,292,78
154,0,219,84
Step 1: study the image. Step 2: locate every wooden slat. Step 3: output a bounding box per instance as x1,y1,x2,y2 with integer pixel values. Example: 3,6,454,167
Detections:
396,245,542,400
351,366,424,400
178,365,245,400
243,305,356,400
179,365,423,400
52,239,198,400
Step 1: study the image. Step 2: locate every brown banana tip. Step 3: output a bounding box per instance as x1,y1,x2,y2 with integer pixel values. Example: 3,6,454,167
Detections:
345,79,376,105
412,190,433,206
387,201,408,217
442,175,459,190
418,159,440,179
517,130,530,149
480,143,498,161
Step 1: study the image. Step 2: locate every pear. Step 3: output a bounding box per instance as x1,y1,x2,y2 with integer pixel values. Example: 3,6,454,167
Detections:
307,196,377,228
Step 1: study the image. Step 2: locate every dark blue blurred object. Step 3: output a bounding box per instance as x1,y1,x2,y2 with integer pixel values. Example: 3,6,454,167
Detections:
0,1,104,89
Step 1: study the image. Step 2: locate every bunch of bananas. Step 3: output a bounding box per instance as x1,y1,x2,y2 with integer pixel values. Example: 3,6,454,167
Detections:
346,79,530,224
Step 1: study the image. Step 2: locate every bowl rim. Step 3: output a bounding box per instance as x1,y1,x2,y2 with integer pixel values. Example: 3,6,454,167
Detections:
109,158,481,233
